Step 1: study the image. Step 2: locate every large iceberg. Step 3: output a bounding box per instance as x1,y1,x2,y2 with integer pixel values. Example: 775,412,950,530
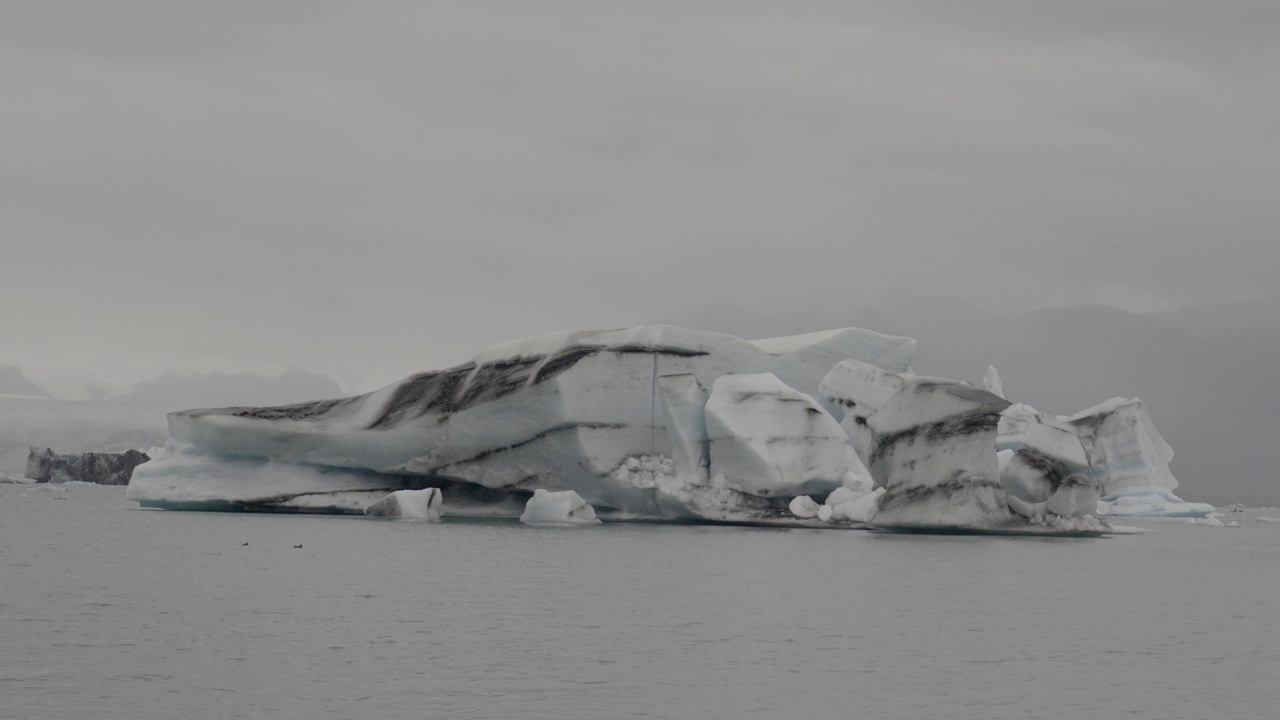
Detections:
127,323,1200,530
128,325,913,522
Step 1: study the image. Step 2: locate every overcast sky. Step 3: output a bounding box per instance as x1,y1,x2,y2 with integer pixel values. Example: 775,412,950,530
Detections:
3,1,1278,396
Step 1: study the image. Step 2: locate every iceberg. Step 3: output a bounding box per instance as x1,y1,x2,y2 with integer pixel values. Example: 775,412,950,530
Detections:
123,322,1195,531
1062,398,1213,518
129,325,914,521
26,446,151,485
519,489,600,525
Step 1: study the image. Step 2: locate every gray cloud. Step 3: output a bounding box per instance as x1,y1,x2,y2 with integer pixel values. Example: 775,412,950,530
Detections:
2,2,1277,394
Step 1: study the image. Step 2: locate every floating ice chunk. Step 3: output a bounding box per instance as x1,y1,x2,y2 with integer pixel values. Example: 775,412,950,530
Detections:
364,488,443,520
982,366,1005,399
789,495,820,518
704,373,855,498
1257,516,1280,523
1226,521,1241,528
867,378,1016,530
519,489,600,525
817,504,834,522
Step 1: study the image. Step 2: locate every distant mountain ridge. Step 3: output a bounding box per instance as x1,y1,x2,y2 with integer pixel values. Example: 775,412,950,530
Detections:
0,365,52,398
667,295,1280,504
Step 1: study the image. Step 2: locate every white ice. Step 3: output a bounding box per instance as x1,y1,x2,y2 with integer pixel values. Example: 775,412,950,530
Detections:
789,495,820,518
982,366,1005,399
704,373,855,499
519,489,600,525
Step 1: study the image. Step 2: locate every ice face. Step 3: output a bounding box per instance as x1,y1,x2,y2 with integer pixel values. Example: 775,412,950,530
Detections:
1063,398,1180,499
817,359,906,458
704,373,855,499
519,489,600,525
655,374,710,485
867,378,1017,530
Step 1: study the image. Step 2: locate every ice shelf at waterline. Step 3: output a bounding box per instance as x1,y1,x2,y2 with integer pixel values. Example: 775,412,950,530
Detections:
126,325,1206,529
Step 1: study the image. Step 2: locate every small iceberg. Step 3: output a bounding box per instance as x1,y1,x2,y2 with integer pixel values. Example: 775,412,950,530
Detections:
519,489,601,526
364,488,443,521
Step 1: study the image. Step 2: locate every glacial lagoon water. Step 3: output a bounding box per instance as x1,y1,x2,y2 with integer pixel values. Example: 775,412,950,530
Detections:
3,485,1279,720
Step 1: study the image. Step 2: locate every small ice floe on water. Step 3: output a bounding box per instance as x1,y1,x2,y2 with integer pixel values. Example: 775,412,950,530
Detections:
1226,521,1241,528
788,495,820,519
1161,512,1228,526
363,488,443,521
519,489,600,526
1257,516,1280,523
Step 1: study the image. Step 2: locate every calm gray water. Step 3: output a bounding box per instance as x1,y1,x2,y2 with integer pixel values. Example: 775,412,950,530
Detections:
2,485,1278,720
